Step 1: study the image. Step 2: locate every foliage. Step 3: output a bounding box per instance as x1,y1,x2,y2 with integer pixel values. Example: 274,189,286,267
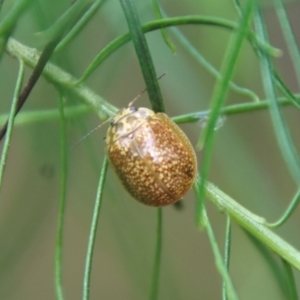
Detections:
0,0,299,299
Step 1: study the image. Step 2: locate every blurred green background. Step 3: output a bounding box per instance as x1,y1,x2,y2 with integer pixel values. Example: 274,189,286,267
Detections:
0,0,299,299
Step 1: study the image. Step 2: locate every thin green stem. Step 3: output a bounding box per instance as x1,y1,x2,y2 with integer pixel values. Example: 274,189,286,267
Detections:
196,0,255,227
222,216,232,300
0,0,33,35
242,231,287,297
0,0,33,59
173,97,293,124
255,8,300,182
274,72,300,109
194,176,238,300
281,259,298,300
151,0,176,54
161,10,259,102
54,92,68,300
145,17,278,56
0,31,68,141
0,58,24,191
55,0,106,53
266,187,300,229
274,0,300,88
5,38,118,119
119,0,165,113
0,94,296,132
0,105,92,126
5,25,276,118
77,15,279,84
205,181,300,271
203,211,237,300
231,0,242,16
83,156,108,300
37,0,88,45
149,208,163,300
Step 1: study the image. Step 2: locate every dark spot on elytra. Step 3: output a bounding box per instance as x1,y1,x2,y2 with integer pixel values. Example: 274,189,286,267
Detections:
185,166,194,178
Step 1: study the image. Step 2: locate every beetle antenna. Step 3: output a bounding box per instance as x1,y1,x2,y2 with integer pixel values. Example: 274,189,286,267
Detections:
71,117,112,150
128,72,167,107
127,88,147,107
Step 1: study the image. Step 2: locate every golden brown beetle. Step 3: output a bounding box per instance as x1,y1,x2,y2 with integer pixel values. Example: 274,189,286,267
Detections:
106,106,197,207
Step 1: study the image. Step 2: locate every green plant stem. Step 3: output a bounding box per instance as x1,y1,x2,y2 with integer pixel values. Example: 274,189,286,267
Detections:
77,15,279,84
119,0,165,113
55,0,106,52
0,59,24,191
243,230,287,297
255,9,300,182
274,72,300,108
222,216,232,300
0,0,33,59
281,259,298,300
5,28,276,119
151,0,176,54
0,96,295,128
0,33,66,140
172,96,294,124
37,0,88,45
194,176,238,300
55,92,67,300
164,21,259,102
196,0,255,227
83,157,108,300
232,0,242,15
266,187,300,229
0,105,92,126
5,38,118,119
0,0,33,36
204,210,237,300
205,181,300,271
1,0,89,140
274,0,300,88
149,208,163,300
147,17,277,56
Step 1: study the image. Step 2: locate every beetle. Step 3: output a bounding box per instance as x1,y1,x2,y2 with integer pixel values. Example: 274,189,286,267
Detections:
106,106,197,207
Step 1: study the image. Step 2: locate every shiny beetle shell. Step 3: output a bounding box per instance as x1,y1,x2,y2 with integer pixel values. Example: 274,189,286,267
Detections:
106,107,197,207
